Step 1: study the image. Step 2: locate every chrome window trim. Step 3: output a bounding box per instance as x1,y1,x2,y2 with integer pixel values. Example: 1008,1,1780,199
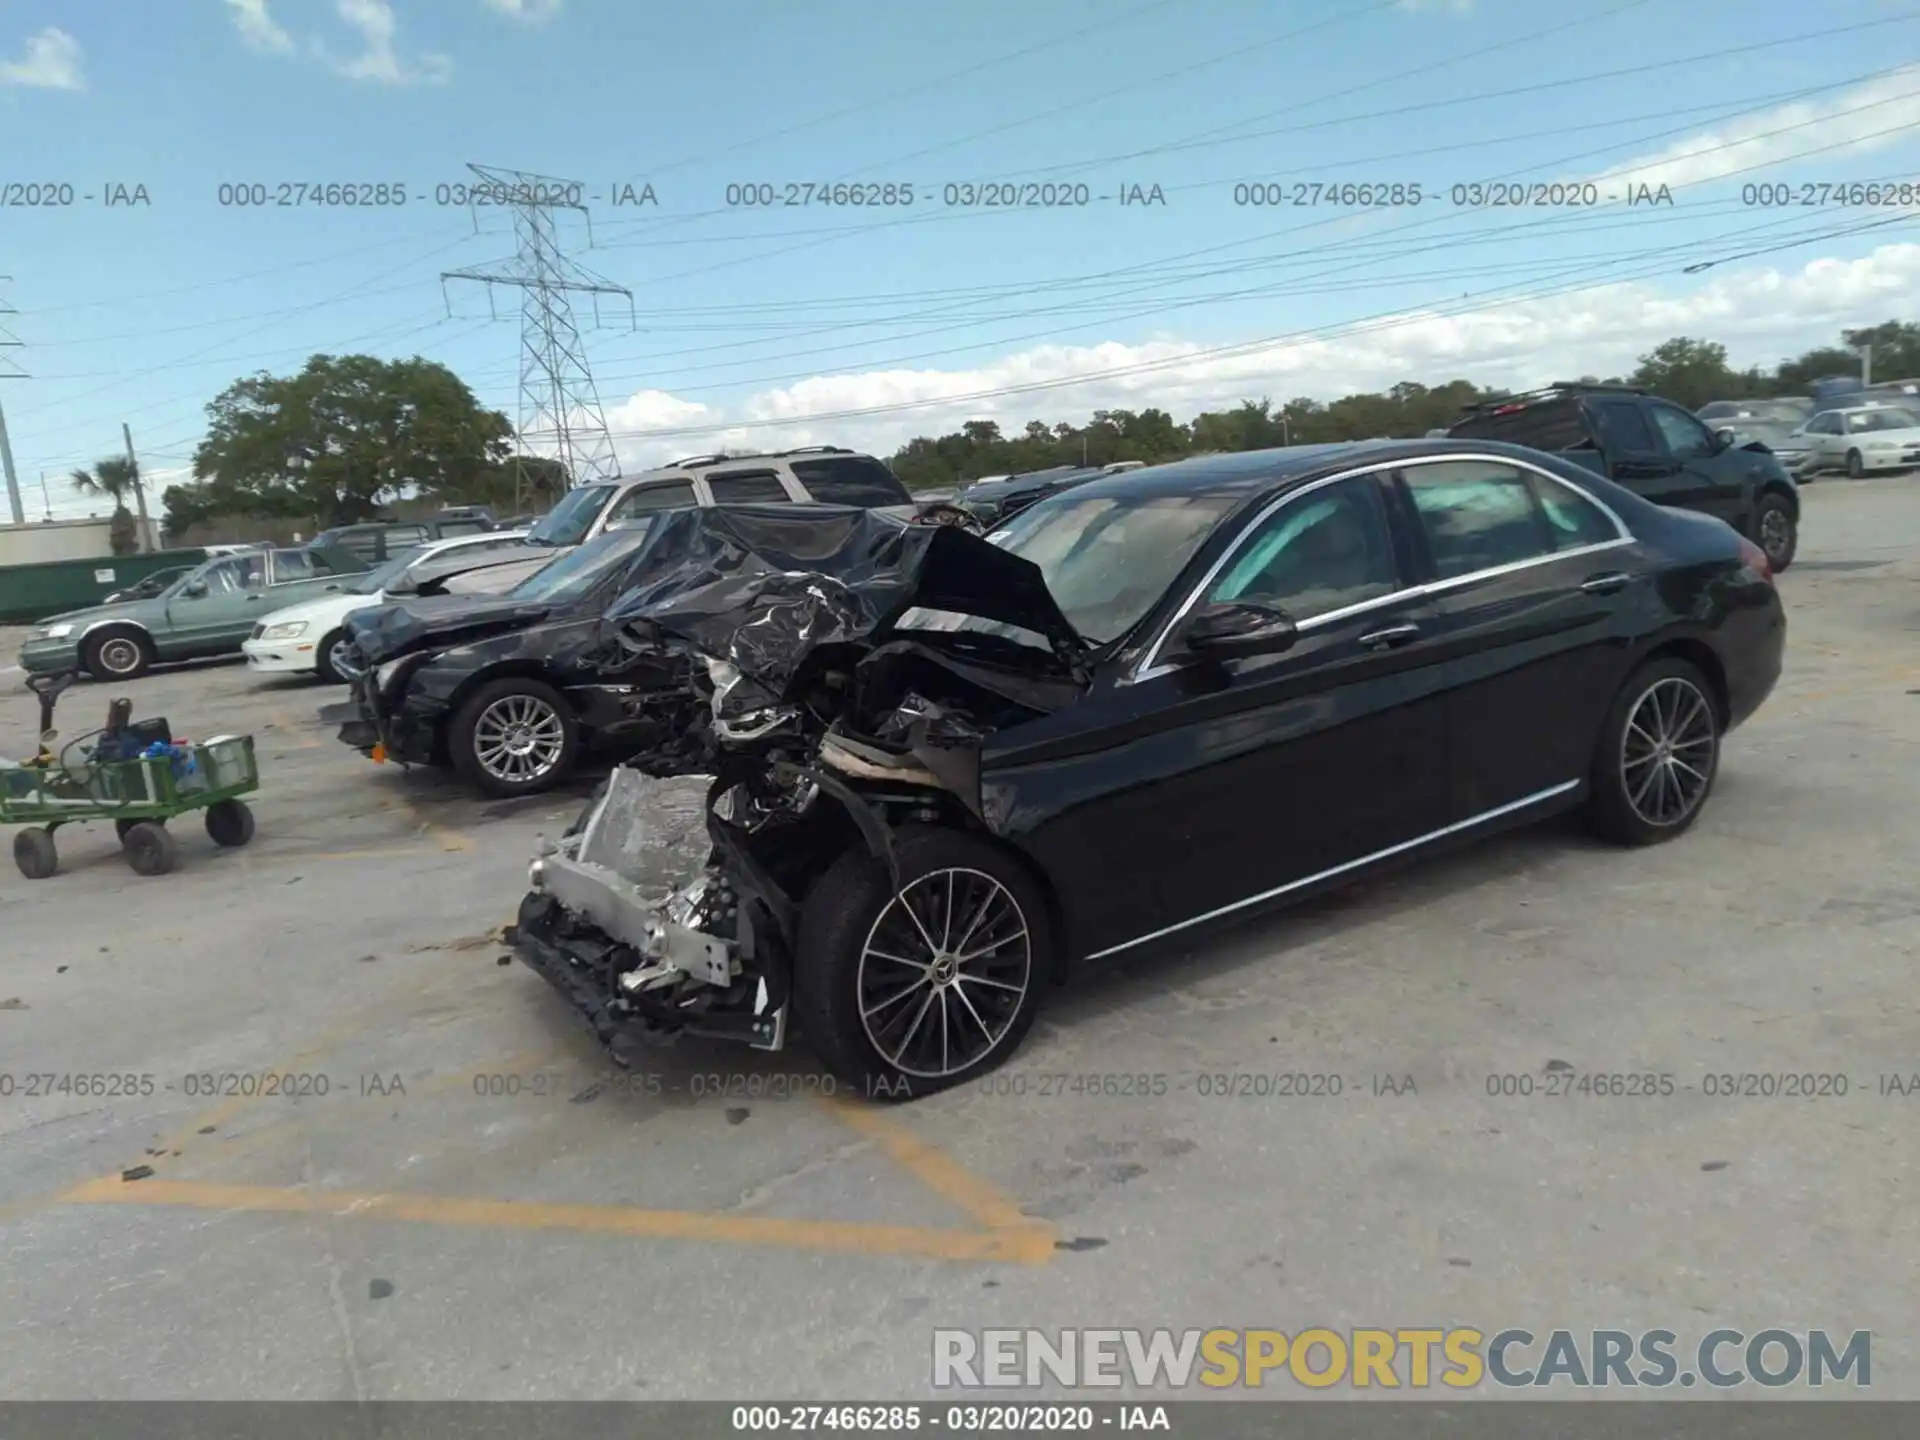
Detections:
1083,778,1582,962
1126,451,1633,685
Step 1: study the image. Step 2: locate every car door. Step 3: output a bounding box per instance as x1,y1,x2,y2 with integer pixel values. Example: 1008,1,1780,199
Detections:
1804,412,1841,468
1392,457,1641,820
1013,469,1452,957
1650,399,1764,528
165,555,268,652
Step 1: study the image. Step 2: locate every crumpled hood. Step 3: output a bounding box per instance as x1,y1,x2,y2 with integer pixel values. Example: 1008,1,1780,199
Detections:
599,503,1087,705
344,592,557,665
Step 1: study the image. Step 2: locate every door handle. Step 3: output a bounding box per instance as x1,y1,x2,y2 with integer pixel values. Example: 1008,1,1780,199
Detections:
1580,571,1632,595
1359,622,1420,649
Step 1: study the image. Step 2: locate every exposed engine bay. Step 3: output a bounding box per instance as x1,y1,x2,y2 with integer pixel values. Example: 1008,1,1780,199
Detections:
506,505,1089,1060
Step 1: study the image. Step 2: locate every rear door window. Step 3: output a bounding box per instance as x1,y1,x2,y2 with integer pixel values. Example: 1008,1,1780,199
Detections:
704,470,793,504
1590,400,1660,455
1400,461,1558,580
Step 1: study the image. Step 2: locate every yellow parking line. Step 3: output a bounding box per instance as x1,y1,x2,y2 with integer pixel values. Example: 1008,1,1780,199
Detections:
57,1176,1058,1263
821,1093,1046,1236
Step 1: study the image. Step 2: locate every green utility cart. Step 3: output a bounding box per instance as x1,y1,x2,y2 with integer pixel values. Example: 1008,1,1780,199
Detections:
2,672,259,879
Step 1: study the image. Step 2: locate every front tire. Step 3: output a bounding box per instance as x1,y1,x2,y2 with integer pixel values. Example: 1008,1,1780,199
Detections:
14,827,57,879
1753,492,1797,572
448,678,579,798
84,628,152,682
205,799,255,847
1586,658,1721,847
314,629,352,684
794,826,1051,1099
122,821,178,876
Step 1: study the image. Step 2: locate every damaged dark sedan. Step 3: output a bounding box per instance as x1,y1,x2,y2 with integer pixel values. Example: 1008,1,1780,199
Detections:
508,440,1786,1098
331,529,709,797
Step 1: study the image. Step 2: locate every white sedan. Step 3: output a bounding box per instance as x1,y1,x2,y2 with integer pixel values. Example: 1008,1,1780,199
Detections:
1797,405,1920,478
243,530,538,682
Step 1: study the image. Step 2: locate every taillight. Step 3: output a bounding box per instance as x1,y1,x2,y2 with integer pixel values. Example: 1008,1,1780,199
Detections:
1737,536,1773,582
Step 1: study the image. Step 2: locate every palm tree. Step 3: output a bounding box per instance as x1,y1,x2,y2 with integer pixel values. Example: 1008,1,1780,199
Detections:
72,456,146,556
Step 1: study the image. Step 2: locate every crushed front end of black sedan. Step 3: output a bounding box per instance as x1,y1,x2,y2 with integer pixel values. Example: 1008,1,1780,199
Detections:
504,504,1090,1072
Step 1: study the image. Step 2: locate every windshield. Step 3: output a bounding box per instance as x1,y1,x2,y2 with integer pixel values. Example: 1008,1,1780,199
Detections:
507,526,654,603
525,484,618,546
902,489,1240,648
344,544,431,595
1849,408,1920,433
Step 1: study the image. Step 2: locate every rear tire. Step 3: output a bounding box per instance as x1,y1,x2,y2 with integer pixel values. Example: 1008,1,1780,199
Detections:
1845,448,1865,479
14,827,57,880
1586,658,1721,847
122,821,178,876
1753,492,1797,572
84,629,152,682
205,799,255,847
794,826,1051,1100
448,678,579,799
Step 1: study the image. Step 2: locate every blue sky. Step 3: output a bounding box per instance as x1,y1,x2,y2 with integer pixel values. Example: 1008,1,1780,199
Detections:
4,0,1918,516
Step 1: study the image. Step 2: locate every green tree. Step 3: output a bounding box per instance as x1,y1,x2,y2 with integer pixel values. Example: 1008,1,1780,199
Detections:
1627,338,1743,409
190,354,514,526
70,456,144,556
1842,320,1920,382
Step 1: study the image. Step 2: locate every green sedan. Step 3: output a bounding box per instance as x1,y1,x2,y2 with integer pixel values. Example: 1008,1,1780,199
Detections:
19,544,370,682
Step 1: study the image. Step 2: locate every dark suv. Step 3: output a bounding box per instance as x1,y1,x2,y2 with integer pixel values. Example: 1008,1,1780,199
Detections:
1447,384,1800,571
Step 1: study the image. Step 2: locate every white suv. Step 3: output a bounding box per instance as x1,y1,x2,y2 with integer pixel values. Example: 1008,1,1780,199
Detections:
520,447,915,549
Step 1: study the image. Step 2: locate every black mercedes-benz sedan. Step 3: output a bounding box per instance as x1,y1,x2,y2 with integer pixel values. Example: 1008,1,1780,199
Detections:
504,438,1785,1098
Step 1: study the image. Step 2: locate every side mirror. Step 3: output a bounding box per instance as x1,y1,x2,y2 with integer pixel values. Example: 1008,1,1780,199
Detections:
180,579,208,598
1179,601,1299,661
1713,428,1738,451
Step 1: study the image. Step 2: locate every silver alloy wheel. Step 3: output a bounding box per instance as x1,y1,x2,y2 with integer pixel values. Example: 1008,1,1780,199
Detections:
857,867,1031,1080
96,635,142,675
1759,507,1792,564
326,635,358,679
471,692,567,784
1619,676,1716,828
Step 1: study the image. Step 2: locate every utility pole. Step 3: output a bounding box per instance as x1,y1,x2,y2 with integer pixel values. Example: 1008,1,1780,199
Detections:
122,422,154,552
0,278,23,525
440,165,633,510
1858,343,1873,387
39,470,51,521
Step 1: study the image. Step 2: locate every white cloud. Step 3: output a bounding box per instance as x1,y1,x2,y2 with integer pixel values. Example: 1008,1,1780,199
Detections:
0,26,84,89
328,0,452,85
1593,64,1920,188
224,0,294,54
595,243,1920,467
482,0,562,19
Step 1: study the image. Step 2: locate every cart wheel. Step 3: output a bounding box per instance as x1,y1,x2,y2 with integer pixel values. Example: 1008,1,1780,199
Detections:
122,821,178,877
13,827,58,880
205,799,255,848
114,817,157,842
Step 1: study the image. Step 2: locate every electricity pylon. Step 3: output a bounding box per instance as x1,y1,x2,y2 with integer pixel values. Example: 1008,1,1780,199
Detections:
441,165,634,509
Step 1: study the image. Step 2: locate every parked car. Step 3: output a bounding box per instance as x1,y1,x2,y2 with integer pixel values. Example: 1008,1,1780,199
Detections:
504,439,1786,1095
1793,405,1920,478
1446,382,1801,571
324,527,714,798
952,464,1113,528
311,511,499,565
18,544,370,681
520,447,917,552
102,564,195,605
241,530,533,683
